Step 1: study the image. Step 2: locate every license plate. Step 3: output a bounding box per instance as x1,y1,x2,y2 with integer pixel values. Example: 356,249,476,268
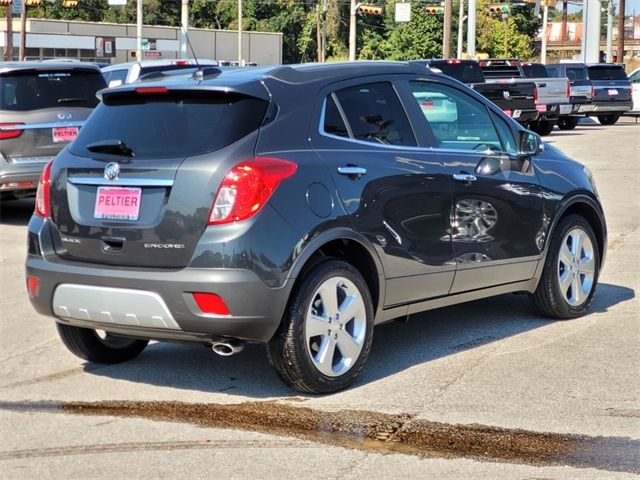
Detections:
52,126,79,143
536,104,547,112
94,187,141,221
512,109,522,119
608,89,618,95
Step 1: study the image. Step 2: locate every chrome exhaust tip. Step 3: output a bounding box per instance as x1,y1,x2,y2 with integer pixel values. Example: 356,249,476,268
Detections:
211,338,245,356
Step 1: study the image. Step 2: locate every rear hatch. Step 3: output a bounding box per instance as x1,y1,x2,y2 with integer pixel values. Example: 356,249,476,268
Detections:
48,86,269,268
0,67,105,162
588,65,632,103
471,81,536,112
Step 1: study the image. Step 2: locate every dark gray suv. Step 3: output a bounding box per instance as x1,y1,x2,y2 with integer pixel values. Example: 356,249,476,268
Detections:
26,62,606,393
0,62,106,199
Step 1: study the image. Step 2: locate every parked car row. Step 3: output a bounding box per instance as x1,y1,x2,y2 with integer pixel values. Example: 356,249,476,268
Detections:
19,59,609,393
417,58,634,135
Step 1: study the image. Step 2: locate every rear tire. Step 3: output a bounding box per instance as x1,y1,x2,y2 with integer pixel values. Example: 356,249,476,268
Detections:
557,117,579,130
267,260,374,394
56,323,149,364
531,215,599,319
597,113,621,125
531,119,556,136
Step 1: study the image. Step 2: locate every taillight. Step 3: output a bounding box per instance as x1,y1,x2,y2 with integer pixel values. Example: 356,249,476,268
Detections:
566,80,571,99
534,86,538,104
192,292,230,315
208,157,297,226
447,59,462,64
35,160,53,218
0,122,24,140
591,85,595,99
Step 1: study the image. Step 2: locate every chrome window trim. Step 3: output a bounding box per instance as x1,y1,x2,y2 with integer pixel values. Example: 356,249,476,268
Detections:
68,177,174,187
0,121,85,131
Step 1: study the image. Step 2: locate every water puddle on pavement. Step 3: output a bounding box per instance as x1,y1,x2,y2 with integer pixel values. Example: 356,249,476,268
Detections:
0,400,638,474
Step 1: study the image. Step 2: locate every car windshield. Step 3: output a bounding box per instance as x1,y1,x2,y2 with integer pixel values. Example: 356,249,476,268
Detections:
433,63,484,83
70,92,268,159
588,66,628,81
522,64,549,78
0,70,105,111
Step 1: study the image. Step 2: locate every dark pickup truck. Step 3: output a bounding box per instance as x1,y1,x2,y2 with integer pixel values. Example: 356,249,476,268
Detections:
585,64,632,125
412,59,538,126
480,59,570,135
546,62,595,130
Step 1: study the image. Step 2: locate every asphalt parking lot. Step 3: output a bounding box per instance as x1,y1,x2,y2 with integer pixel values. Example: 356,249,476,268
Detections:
1,119,638,479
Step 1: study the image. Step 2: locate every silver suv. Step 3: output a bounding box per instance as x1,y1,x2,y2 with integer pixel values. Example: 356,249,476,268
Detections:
0,62,105,199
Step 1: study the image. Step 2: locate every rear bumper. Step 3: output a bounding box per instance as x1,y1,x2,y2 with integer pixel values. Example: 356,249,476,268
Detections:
26,218,293,344
0,156,49,192
512,109,539,123
588,102,632,114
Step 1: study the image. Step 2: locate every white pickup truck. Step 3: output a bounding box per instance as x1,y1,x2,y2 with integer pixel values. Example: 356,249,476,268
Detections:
479,59,570,136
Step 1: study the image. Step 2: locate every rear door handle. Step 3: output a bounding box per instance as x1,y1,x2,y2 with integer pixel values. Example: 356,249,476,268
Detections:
452,173,477,183
337,166,367,179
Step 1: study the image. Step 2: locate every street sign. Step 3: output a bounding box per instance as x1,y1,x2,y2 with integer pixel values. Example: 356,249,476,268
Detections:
144,51,162,58
12,0,22,15
95,36,116,58
395,2,411,22
108,0,127,5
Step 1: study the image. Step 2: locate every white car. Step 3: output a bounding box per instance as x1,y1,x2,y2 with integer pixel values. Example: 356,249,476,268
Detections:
627,68,640,113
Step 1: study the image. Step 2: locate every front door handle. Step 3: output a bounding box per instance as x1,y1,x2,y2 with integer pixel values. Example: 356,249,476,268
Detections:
337,165,367,179
453,173,477,183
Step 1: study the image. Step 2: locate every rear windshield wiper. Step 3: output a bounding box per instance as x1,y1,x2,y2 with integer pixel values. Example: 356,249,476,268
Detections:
86,139,135,157
58,97,87,104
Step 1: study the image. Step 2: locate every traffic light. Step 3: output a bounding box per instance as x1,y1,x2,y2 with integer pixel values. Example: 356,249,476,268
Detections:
62,0,78,6
425,6,444,15
488,4,511,14
0,0,13,6
24,0,42,5
358,5,383,15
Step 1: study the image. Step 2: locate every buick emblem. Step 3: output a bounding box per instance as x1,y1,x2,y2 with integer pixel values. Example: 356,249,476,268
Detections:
503,90,510,99
57,112,72,120
104,162,120,181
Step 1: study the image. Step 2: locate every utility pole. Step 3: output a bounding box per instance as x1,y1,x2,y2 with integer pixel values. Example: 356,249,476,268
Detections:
617,0,625,63
457,0,465,58
349,0,357,61
180,0,188,59
136,0,142,61
18,0,26,61
561,0,567,42
541,2,549,63
5,5,13,61
238,0,242,65
606,0,613,62
504,14,508,56
443,0,452,58
467,0,476,58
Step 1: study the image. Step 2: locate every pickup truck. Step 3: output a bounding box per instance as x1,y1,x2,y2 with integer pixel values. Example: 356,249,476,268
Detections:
546,62,595,130
479,59,570,135
585,64,633,125
412,59,538,126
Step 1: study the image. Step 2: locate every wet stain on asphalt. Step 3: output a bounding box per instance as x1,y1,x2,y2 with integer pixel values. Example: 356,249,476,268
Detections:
0,400,638,474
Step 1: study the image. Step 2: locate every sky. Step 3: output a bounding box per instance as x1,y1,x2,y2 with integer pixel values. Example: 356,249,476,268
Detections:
562,0,640,15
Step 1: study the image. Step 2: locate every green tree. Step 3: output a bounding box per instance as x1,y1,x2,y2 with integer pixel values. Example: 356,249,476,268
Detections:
381,3,443,60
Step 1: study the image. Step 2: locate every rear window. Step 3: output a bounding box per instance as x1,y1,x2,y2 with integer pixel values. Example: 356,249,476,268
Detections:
432,62,484,83
588,66,628,81
522,64,549,78
565,67,587,81
0,70,105,111
70,92,267,159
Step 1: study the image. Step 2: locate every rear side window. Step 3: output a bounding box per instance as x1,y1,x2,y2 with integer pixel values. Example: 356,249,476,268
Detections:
588,66,628,81
0,70,105,111
527,64,549,78
70,92,268,159
565,67,587,81
326,82,416,146
433,62,485,83
106,69,127,87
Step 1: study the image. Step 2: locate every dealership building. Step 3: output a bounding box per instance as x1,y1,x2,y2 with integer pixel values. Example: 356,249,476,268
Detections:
1,18,283,65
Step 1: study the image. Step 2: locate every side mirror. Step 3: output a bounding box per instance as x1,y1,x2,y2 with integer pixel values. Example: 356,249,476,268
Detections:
518,130,543,157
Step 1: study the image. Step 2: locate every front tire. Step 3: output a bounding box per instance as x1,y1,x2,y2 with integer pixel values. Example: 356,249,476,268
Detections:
531,215,599,319
267,260,374,394
597,112,621,125
557,117,579,130
56,323,149,364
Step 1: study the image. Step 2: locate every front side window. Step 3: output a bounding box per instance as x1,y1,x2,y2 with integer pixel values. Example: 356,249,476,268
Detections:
324,82,417,147
409,81,502,151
